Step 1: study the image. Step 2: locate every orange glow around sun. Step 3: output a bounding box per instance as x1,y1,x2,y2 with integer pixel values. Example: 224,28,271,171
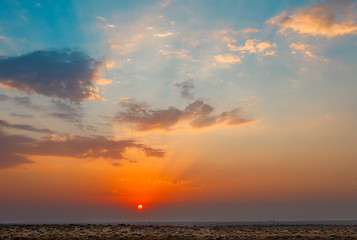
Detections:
137,204,143,210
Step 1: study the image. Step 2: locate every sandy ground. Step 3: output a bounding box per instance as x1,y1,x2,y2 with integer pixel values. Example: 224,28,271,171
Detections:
0,224,357,239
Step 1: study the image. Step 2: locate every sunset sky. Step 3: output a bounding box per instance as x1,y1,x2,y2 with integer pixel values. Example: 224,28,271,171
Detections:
1,0,357,223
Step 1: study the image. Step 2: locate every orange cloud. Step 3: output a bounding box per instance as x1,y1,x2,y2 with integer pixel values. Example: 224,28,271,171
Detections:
228,39,276,55
228,39,256,53
96,78,112,85
105,59,115,69
267,0,357,37
289,42,328,61
242,28,260,33
154,32,175,37
214,54,241,64
264,50,277,56
256,41,272,52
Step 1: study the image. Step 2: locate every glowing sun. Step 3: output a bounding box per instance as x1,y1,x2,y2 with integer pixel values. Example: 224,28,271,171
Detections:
137,204,143,210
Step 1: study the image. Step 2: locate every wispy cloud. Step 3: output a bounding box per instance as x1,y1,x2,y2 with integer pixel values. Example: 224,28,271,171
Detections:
290,42,327,61
10,113,33,118
0,130,165,169
267,0,357,37
50,99,82,122
0,49,103,102
161,0,173,8
13,96,40,110
115,100,253,131
242,28,260,33
159,49,188,58
96,16,106,21
0,119,54,134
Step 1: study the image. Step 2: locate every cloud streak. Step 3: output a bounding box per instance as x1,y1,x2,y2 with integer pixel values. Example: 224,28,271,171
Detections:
0,119,54,134
115,100,253,131
267,0,357,37
0,49,103,102
0,130,165,169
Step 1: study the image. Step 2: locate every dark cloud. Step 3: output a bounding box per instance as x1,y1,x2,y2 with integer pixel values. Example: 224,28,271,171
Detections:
0,119,54,134
115,100,253,131
173,79,194,99
0,49,102,102
13,96,40,109
10,113,34,118
50,99,82,121
0,130,165,169
0,131,35,169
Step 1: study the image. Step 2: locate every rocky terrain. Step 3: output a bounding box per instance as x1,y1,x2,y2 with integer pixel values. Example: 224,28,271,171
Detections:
1,224,357,239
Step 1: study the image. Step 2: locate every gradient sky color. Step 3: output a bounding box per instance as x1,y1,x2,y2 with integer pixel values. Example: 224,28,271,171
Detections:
0,0,357,223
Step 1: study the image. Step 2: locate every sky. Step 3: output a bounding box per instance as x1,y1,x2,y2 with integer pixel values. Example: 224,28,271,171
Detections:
0,0,357,223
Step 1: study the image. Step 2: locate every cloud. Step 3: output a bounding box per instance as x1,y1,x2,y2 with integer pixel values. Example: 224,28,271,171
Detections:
50,99,82,122
290,43,310,51
0,119,54,134
264,50,277,56
107,35,142,55
161,0,172,8
214,54,241,64
0,49,103,102
228,39,256,53
0,130,165,169
96,16,106,21
154,32,176,37
242,28,260,33
289,42,327,61
227,39,276,54
256,41,272,52
115,100,253,131
173,79,195,99
267,0,357,37
13,96,40,110
0,131,35,169
159,49,188,58
289,42,313,57
95,78,112,85
105,59,115,69
10,113,34,118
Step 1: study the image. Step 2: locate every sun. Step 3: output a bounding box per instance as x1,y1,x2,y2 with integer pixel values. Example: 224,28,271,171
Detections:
137,204,143,210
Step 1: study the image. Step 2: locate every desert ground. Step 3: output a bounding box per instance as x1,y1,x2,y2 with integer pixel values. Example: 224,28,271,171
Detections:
1,224,357,239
